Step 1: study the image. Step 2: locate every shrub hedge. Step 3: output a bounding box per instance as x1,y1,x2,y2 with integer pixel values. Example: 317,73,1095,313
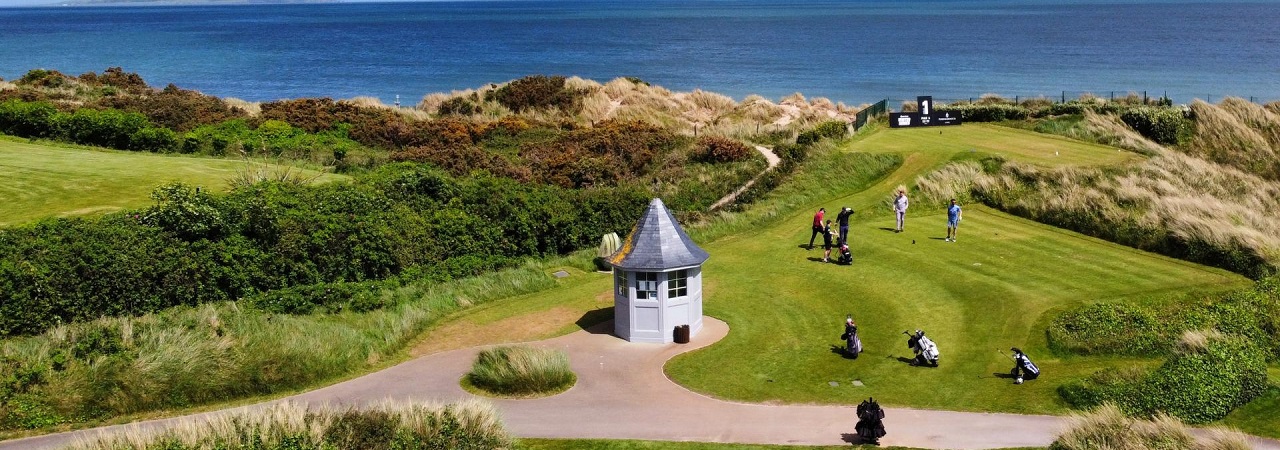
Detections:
0,164,651,337
1059,333,1268,424
937,103,1029,122
1047,276,1280,361
1120,107,1191,145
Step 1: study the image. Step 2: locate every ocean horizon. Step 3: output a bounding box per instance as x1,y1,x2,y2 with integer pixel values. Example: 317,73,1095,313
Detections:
2,0,1278,106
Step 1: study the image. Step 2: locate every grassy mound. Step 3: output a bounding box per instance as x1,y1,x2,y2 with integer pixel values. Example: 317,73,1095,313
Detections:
467,345,576,397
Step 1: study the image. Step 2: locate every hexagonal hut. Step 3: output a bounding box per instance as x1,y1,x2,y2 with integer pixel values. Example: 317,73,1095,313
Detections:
607,198,709,343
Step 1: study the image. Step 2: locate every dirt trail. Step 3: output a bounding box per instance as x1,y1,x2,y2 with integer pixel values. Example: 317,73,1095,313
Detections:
710,145,781,210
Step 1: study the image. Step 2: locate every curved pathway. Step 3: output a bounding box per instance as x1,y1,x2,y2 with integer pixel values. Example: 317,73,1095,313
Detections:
710,145,781,210
6,317,1277,449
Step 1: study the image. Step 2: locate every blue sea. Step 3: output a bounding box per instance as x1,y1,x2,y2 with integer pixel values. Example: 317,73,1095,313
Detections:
0,0,1277,106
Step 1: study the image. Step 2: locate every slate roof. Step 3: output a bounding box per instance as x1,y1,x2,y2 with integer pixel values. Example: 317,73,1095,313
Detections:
608,198,709,271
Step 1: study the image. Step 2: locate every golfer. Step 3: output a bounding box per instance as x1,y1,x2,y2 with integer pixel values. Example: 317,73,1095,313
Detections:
836,206,853,245
809,207,825,250
893,188,909,233
946,198,962,242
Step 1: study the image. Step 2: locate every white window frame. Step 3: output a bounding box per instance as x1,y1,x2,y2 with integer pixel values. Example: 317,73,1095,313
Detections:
667,269,688,298
635,271,658,300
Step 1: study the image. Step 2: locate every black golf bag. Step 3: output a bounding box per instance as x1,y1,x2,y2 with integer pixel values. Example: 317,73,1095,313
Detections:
841,322,862,357
855,397,887,444
1010,348,1039,383
837,243,853,265
905,330,939,367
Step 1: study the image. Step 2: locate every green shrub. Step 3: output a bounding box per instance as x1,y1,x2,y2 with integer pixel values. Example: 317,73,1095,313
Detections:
1047,303,1167,355
488,75,583,114
1142,332,1269,423
795,120,847,145
1120,107,1190,145
128,126,178,152
467,345,575,396
1059,332,1269,424
0,99,60,138
937,103,1029,122
1046,276,1280,360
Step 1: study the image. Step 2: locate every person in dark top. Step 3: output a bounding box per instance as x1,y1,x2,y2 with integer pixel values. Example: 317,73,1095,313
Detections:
836,206,853,245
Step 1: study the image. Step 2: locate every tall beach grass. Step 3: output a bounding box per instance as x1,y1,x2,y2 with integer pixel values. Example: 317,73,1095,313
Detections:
66,399,512,450
0,252,590,431
1051,403,1251,450
467,345,575,397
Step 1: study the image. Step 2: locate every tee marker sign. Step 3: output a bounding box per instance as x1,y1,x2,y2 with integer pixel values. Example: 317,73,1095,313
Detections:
889,96,962,128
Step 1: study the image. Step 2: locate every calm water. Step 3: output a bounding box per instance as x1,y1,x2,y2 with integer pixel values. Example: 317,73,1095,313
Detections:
1,0,1278,105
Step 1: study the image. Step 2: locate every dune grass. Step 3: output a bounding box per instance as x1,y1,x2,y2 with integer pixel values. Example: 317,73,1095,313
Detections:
65,399,512,450
466,345,576,397
0,137,341,226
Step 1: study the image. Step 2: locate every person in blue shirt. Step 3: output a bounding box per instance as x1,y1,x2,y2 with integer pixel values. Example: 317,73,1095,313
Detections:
945,199,962,242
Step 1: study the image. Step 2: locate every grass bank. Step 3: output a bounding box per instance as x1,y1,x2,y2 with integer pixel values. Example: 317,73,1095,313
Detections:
0,137,341,226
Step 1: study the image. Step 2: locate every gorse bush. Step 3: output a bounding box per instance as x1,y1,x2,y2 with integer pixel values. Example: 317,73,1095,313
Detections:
468,345,575,396
64,400,514,450
1058,331,1268,424
488,75,585,114
690,135,753,163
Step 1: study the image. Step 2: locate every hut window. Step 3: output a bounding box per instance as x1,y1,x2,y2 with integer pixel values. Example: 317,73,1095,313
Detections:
615,271,627,296
635,272,658,300
667,269,688,298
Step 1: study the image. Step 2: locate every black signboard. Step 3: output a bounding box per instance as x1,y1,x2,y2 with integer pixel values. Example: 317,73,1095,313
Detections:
889,96,963,128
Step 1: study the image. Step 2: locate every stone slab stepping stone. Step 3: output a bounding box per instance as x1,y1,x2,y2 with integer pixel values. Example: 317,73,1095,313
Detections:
828,381,839,387
552,270,570,278
851,379,865,387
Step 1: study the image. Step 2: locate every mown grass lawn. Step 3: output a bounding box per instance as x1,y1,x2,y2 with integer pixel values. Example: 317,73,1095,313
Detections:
0,138,342,226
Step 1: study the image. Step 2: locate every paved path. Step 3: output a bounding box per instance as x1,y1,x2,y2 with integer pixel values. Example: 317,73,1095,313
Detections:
4,318,1278,449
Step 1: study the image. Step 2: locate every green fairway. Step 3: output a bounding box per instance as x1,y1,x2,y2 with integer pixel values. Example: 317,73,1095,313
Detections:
663,124,1243,414
0,138,342,226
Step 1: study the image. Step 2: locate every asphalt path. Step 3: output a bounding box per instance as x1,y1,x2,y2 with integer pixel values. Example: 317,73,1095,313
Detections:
3,317,1277,450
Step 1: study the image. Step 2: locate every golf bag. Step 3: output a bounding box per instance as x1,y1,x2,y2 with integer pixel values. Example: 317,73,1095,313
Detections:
855,397,887,444
837,243,853,265
1010,348,1039,383
842,322,862,357
905,330,939,366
